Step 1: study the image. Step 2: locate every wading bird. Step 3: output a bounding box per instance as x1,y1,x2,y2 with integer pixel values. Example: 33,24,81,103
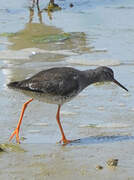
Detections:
8,66,128,145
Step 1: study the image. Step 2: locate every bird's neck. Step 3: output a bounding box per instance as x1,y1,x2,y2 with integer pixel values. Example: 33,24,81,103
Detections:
84,69,101,85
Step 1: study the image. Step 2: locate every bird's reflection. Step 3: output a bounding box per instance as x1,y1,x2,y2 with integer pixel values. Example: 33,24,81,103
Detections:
30,0,49,22
30,0,61,21
2,1,90,85
6,5,88,52
29,6,43,23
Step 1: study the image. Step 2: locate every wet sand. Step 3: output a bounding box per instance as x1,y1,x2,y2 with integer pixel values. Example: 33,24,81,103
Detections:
0,0,134,179
1,141,134,180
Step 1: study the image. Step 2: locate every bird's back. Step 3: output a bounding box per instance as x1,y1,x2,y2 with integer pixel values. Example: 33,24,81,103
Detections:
8,67,85,102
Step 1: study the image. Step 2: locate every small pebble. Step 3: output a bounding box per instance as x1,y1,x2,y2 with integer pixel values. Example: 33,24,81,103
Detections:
70,3,74,8
107,159,118,167
32,51,36,55
96,165,103,170
0,147,4,152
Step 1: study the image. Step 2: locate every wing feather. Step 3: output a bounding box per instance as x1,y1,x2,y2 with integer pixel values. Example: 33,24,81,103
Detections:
17,67,80,96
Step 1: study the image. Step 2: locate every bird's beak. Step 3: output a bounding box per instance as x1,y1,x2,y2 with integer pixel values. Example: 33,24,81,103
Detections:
113,79,128,92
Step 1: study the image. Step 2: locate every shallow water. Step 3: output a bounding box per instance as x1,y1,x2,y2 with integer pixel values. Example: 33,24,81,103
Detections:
0,0,134,179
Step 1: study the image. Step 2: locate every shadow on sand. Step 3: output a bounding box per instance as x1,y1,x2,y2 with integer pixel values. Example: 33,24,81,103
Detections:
69,135,134,146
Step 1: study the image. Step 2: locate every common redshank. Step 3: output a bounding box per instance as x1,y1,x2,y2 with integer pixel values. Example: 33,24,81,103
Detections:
8,66,128,145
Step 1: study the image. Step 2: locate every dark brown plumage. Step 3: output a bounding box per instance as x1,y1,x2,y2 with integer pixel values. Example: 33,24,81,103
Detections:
8,66,128,144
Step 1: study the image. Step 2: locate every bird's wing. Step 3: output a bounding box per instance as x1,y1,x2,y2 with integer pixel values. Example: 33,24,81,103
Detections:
19,68,80,96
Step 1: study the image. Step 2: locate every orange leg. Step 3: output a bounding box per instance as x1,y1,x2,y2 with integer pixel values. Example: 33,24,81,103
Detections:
9,98,33,144
56,105,72,145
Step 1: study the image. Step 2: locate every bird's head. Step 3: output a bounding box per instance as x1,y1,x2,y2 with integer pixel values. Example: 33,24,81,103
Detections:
95,66,128,92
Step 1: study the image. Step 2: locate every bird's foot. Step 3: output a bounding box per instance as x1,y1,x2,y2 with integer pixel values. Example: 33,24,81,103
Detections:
59,139,72,145
9,128,20,144
58,138,80,145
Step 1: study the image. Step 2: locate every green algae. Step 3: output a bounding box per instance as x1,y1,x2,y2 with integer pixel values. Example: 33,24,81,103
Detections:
0,32,85,43
0,147,5,152
31,32,85,44
0,31,85,48
0,143,26,152
0,32,18,37
32,33,70,43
